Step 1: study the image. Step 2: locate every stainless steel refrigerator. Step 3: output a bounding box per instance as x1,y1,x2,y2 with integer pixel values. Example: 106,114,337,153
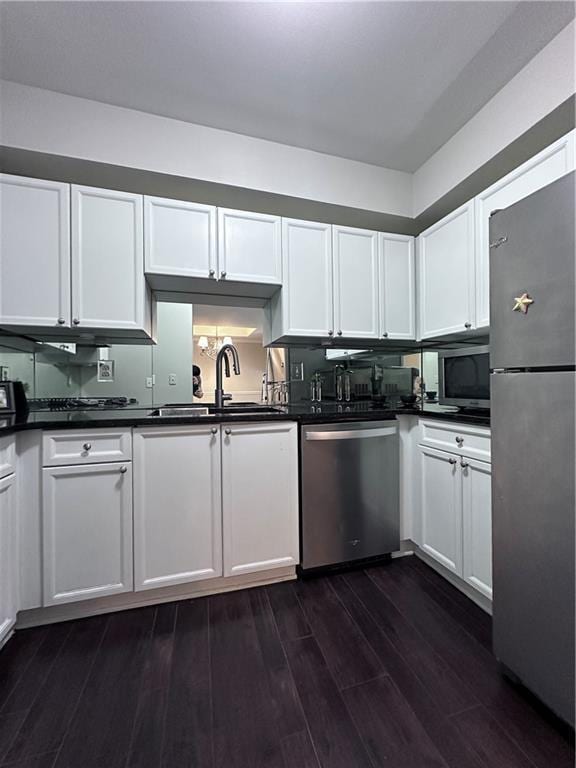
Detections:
490,171,575,727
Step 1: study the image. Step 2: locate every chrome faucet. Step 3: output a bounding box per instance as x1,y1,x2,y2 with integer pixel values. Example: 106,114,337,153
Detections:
214,344,241,409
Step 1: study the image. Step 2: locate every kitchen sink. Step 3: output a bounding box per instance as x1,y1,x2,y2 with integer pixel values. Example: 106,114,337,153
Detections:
147,402,283,418
148,406,210,417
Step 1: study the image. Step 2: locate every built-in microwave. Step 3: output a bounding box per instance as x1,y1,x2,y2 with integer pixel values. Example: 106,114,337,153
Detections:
438,345,490,410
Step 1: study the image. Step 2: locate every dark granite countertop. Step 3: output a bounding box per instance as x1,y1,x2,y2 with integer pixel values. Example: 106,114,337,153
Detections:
0,400,490,436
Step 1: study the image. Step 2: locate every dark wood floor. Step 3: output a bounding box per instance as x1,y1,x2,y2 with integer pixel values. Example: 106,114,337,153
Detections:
0,556,573,768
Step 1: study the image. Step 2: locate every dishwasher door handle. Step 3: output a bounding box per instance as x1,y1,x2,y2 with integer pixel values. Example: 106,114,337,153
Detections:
305,427,397,441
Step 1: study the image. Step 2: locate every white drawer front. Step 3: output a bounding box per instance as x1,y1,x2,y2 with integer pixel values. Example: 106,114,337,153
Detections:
43,430,132,467
419,420,490,462
0,436,15,480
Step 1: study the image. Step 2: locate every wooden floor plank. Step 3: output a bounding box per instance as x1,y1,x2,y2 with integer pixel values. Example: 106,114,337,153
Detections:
281,730,320,768
125,686,168,768
295,577,385,690
284,636,374,768
210,590,284,768
0,629,48,714
160,599,213,768
2,752,59,768
4,615,108,764
0,711,27,764
266,582,311,642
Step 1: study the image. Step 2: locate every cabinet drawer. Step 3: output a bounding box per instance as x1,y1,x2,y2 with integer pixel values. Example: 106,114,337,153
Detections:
43,430,132,466
0,436,15,480
419,420,490,461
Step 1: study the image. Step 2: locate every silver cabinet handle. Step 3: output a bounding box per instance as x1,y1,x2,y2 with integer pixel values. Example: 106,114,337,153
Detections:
57,318,66,325
220,271,227,278
448,457,457,465
83,442,91,451
328,330,333,336
305,426,397,441
383,332,389,338
225,428,232,436
337,330,343,336
209,269,215,277
461,460,469,469
210,427,218,435
73,318,80,325
464,322,472,329
120,466,127,474
456,436,464,445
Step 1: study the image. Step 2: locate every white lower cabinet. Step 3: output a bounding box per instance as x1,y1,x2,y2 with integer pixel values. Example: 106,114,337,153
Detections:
418,443,492,598
42,462,133,606
133,426,222,591
221,422,299,577
0,474,17,644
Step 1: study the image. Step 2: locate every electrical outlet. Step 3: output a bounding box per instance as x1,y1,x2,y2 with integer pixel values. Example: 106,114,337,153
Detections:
168,374,177,386
145,377,153,389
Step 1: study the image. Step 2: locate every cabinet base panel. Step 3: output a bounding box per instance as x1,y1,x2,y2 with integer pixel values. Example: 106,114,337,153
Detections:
414,545,492,615
16,566,296,629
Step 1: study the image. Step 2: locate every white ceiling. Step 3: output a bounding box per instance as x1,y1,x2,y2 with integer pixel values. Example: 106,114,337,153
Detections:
192,305,264,338
0,2,573,172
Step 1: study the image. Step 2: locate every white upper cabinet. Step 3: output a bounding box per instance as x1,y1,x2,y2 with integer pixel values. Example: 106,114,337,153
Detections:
71,185,147,331
222,422,299,577
133,425,222,591
462,457,492,600
0,174,70,328
0,473,16,646
418,200,475,339
144,196,217,279
218,208,282,284
279,218,334,337
379,233,415,340
333,225,380,340
474,130,575,328
42,461,133,606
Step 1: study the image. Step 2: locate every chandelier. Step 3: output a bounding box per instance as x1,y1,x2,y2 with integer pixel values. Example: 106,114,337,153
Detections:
197,334,233,361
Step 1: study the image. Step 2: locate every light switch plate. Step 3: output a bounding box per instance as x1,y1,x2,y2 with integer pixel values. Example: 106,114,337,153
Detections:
168,374,177,385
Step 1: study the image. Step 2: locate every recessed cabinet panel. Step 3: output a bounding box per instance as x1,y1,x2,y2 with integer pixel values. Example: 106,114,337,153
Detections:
72,186,145,330
222,422,299,576
42,462,133,605
281,219,333,336
475,130,575,329
144,196,217,279
0,174,70,328
462,458,492,599
333,226,379,339
418,201,475,339
218,209,281,284
0,474,16,645
133,426,222,591
379,233,415,340
419,445,462,574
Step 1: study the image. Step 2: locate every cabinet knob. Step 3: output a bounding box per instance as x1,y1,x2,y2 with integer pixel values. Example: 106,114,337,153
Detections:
220,271,227,279
57,318,66,325
448,457,457,465
225,428,232,436
73,318,80,326
337,330,343,336
328,330,334,337
455,436,464,445
119,466,127,474
464,322,472,329
382,332,389,338
83,442,91,451
210,427,218,435
460,460,469,469
209,269,215,277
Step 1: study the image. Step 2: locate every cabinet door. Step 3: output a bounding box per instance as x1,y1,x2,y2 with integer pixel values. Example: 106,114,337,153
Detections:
281,218,333,337
42,462,133,605
222,422,299,576
71,186,146,331
462,458,492,599
418,201,475,339
218,208,281,284
133,426,222,591
419,446,462,574
379,233,415,340
0,474,16,645
333,226,379,339
0,175,70,328
475,130,575,329
144,196,217,279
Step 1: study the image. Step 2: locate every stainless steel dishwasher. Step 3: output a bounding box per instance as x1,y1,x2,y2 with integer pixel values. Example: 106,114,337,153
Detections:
300,421,399,572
